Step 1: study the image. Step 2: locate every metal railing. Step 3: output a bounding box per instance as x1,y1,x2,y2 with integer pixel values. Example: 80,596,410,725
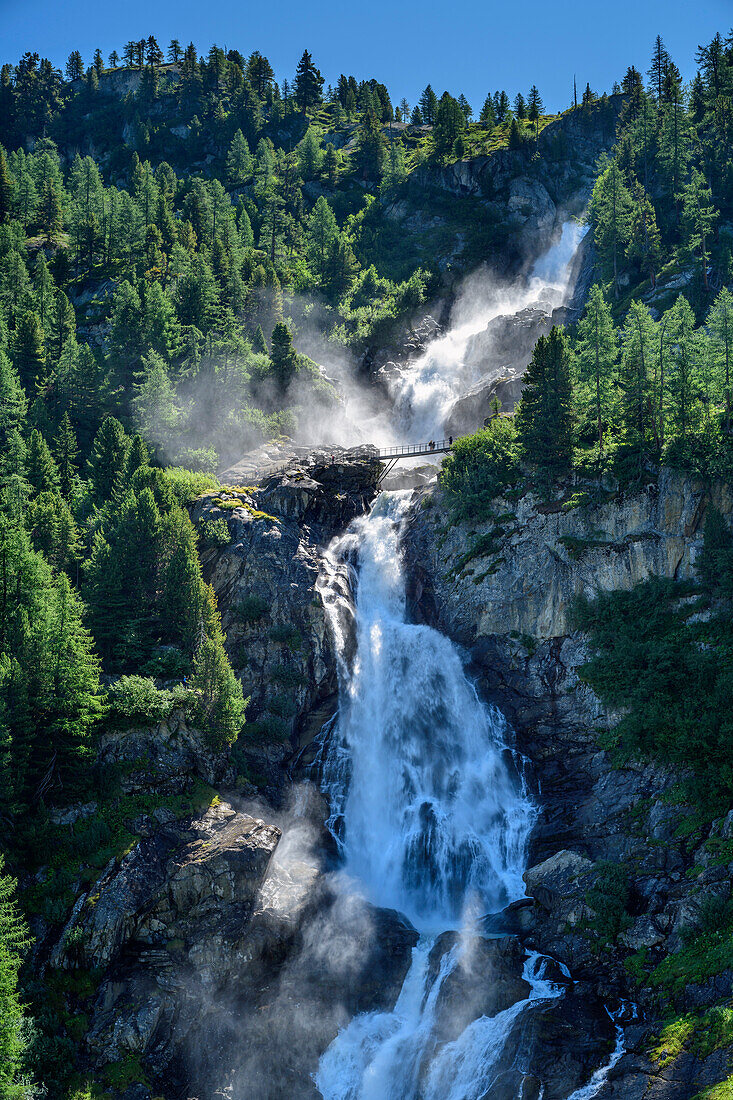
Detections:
376,439,453,460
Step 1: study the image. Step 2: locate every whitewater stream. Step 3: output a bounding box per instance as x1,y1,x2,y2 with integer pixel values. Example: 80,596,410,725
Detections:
306,223,624,1098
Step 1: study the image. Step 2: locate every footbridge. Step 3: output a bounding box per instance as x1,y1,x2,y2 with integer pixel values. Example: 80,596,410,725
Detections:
375,437,453,486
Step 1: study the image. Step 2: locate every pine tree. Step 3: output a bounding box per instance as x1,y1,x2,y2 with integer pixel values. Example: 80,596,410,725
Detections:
294,50,324,113
574,284,618,456
270,322,298,389
0,854,31,1095
323,142,338,187
298,125,324,179
0,149,13,224
620,299,657,464
252,324,268,354
0,352,27,447
87,416,129,506
515,327,574,481
11,309,46,392
708,288,733,434
527,85,544,141
627,180,662,287
307,196,339,284
65,50,84,82
479,95,496,128
648,35,672,103
589,159,633,297
190,598,246,750
681,168,718,293
124,434,149,480
26,428,60,493
419,84,438,125
226,129,252,184
53,411,78,497
355,105,386,179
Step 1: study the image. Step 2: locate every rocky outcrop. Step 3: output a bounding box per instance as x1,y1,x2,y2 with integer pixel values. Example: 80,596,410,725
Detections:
405,468,733,1094
191,448,379,790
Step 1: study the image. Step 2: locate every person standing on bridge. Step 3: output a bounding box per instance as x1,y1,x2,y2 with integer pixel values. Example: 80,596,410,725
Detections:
449,436,453,446
429,440,435,451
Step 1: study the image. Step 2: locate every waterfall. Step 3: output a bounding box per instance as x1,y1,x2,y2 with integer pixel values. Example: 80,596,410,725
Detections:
316,493,535,927
308,222,623,1098
388,220,587,442
313,494,542,1096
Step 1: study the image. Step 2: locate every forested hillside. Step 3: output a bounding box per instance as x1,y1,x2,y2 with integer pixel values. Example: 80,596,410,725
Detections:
2,23,733,1100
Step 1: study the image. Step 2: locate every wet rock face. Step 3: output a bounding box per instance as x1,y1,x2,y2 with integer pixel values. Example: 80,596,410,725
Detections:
53,802,280,976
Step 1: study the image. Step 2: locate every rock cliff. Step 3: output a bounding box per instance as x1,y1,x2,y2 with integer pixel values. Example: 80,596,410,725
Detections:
191,447,380,792
405,468,733,1096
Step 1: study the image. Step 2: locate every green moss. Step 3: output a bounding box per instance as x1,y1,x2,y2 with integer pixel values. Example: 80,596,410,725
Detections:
102,1055,150,1090
557,534,610,559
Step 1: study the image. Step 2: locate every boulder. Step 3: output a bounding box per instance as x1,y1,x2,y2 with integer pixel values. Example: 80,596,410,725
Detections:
524,850,593,914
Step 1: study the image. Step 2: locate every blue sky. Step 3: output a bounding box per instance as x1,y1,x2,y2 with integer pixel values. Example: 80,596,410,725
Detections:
0,0,731,114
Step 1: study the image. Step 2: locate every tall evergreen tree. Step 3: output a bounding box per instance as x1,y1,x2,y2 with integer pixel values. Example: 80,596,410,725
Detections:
53,411,78,498
294,50,324,113
515,327,574,480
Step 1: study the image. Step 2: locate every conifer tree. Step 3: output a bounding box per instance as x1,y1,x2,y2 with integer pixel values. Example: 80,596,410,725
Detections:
419,85,438,125
226,129,252,184
589,159,633,297
252,324,268,354
11,309,46,393
270,322,298,389
620,299,657,464
53,411,78,498
681,168,718,292
0,149,13,224
627,180,662,287
307,196,339,284
124,434,150,480
527,85,543,140
0,854,31,1094
574,285,618,456
87,416,129,505
708,288,733,434
26,428,59,493
515,327,573,480
294,50,324,113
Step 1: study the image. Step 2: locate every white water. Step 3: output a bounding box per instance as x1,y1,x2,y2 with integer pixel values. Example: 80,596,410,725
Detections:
387,220,587,442
316,494,535,927
310,222,624,1098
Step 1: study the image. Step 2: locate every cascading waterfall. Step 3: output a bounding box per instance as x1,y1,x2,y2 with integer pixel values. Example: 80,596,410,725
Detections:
313,495,546,1098
308,222,623,1098
389,220,587,442
316,494,535,927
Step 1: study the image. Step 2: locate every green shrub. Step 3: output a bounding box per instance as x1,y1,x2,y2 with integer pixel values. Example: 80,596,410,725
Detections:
164,467,220,504
439,419,522,522
106,676,176,724
235,595,270,623
572,577,733,795
174,447,219,473
585,860,631,941
200,518,231,547
269,623,302,649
